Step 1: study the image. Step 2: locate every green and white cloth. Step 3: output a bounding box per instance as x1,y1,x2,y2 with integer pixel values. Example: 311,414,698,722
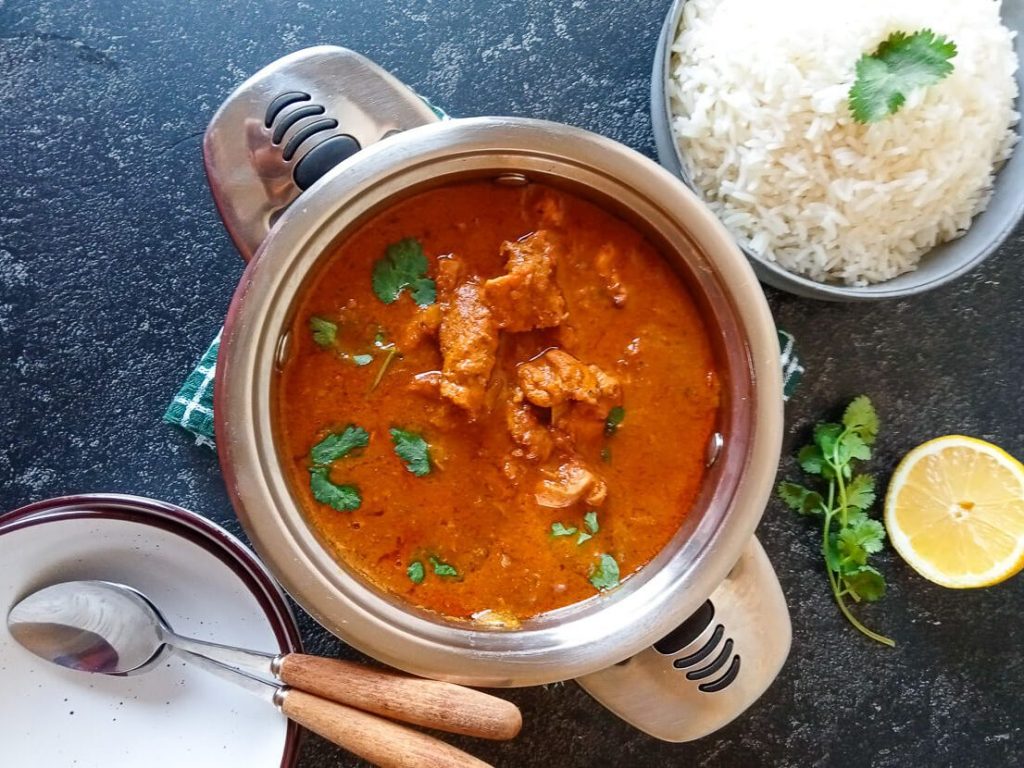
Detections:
164,328,803,449
164,330,220,448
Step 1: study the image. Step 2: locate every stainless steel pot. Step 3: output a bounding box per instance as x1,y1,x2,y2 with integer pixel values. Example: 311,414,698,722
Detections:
206,47,789,741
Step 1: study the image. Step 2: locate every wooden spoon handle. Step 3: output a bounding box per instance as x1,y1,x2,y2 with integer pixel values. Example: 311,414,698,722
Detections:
280,689,493,768
278,654,522,740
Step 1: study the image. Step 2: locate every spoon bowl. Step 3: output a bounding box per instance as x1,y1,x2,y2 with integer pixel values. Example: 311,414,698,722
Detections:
8,580,168,675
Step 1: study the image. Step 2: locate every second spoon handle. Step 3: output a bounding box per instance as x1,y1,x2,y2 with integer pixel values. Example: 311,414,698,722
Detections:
281,690,492,768
277,654,522,740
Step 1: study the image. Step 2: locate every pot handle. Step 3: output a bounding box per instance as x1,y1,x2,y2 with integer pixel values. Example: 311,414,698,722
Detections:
574,536,791,742
203,46,442,261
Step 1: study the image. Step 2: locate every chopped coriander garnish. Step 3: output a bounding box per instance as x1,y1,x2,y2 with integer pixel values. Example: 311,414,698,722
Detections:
407,560,425,584
352,353,373,367
310,426,369,466
576,531,592,546
309,316,337,348
429,555,458,578
600,446,611,463
309,467,361,512
372,238,436,306
589,554,620,590
777,395,894,647
849,29,957,124
604,406,625,436
583,511,599,534
551,522,578,537
390,428,432,476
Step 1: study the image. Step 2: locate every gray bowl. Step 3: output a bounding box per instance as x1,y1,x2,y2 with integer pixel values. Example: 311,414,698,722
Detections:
651,0,1024,301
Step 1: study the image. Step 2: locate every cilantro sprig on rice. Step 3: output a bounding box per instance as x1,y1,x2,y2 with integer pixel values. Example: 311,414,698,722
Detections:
848,29,957,123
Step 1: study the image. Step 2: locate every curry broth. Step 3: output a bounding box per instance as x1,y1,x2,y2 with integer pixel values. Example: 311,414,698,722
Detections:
277,180,719,621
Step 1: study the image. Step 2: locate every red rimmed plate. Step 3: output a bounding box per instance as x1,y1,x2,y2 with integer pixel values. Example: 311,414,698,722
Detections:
0,493,302,768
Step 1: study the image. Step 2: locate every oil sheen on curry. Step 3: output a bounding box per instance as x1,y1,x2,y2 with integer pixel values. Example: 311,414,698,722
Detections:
277,180,720,623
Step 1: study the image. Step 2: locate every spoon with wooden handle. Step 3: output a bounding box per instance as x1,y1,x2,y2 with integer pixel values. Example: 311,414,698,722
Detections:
7,580,521,763
178,648,492,768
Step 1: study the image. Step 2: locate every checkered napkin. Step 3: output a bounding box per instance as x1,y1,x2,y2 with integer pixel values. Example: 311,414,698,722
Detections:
163,329,803,449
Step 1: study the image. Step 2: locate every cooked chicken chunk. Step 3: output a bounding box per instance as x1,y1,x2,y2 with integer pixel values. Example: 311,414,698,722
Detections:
407,370,441,396
506,388,554,462
595,243,628,307
517,349,620,409
535,455,607,508
437,258,498,415
399,304,442,350
483,231,567,332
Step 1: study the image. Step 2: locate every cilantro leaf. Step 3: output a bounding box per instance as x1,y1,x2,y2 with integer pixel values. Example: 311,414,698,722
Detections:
310,425,369,466
814,423,843,457
798,444,826,476
583,511,599,534
407,560,425,584
843,395,879,445
839,432,872,464
309,316,337,348
845,474,877,512
843,565,886,603
589,554,620,590
849,30,957,124
604,406,625,436
372,238,436,306
600,446,612,463
309,468,361,512
777,481,825,517
390,428,432,476
429,556,458,578
410,277,436,306
352,353,373,367
551,522,578,537
576,531,593,545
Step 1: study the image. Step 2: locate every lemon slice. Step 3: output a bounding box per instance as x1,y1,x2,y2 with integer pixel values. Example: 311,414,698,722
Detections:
885,436,1024,588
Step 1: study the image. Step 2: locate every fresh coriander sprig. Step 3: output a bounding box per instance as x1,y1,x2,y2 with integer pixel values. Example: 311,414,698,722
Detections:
849,29,957,124
777,396,894,647
372,238,436,306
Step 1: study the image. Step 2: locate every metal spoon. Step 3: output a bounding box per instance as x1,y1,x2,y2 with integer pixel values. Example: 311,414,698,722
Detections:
8,581,521,767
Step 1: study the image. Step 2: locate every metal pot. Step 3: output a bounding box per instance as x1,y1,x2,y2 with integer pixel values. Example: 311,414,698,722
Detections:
207,47,789,741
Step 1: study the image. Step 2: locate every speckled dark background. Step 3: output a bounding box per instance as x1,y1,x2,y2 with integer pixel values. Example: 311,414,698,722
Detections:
1,0,1022,766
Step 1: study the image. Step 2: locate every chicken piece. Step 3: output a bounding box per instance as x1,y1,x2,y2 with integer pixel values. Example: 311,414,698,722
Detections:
535,455,608,509
506,388,554,462
517,349,620,409
407,370,441,397
594,243,628,307
536,193,566,228
483,231,567,332
399,304,441,350
437,258,498,415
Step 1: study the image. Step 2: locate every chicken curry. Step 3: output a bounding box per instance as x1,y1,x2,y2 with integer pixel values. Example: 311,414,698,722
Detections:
277,179,720,622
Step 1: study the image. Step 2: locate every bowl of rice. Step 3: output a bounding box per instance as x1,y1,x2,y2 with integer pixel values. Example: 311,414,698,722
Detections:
652,0,1024,300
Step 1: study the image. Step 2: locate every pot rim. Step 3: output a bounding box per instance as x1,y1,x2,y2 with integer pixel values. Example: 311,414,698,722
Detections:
216,115,783,686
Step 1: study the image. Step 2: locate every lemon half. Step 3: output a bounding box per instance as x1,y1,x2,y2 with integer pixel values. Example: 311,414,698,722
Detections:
885,435,1024,588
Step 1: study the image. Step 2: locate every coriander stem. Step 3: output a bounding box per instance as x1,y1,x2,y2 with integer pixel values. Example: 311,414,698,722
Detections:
822,492,894,648
832,429,850,528
370,346,399,391
833,588,895,648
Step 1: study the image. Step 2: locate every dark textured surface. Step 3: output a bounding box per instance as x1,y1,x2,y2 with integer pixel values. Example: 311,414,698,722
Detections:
1,1,1022,766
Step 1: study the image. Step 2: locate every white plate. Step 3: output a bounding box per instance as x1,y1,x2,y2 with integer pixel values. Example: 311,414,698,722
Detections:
0,494,302,768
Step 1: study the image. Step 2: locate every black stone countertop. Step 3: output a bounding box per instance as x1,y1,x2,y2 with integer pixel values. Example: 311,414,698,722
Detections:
2,1,1022,766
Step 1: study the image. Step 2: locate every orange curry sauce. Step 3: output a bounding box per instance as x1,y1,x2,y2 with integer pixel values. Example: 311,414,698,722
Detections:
277,180,719,622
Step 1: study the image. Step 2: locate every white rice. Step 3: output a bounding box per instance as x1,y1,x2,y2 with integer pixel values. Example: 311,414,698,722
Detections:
668,0,1020,285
